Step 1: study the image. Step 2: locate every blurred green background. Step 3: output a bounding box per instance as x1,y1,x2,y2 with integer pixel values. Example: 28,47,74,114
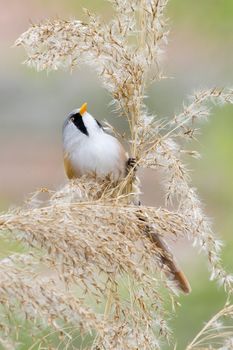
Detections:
0,0,233,348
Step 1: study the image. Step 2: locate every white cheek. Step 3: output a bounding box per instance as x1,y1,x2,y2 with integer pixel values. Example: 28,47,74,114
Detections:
63,123,85,151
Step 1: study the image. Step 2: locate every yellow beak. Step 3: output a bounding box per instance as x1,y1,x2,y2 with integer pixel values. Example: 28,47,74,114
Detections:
80,102,87,116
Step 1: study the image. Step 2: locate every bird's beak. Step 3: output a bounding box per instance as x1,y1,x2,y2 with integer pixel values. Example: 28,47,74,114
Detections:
80,102,87,116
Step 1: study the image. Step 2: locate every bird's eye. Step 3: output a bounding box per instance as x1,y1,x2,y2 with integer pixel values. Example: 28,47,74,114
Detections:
70,117,75,122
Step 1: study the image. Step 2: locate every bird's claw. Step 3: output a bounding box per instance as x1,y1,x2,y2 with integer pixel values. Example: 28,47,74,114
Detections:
127,157,137,172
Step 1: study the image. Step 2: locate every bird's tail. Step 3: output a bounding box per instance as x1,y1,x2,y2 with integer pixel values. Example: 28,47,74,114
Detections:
148,229,191,294
127,164,191,294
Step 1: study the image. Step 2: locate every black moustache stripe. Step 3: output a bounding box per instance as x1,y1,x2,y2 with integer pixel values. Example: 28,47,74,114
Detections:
72,113,89,136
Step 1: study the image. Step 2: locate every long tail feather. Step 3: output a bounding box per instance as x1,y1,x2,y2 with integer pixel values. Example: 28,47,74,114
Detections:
148,229,191,294
126,160,191,294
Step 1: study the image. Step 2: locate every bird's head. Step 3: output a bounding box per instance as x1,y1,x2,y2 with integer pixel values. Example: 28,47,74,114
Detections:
63,103,103,139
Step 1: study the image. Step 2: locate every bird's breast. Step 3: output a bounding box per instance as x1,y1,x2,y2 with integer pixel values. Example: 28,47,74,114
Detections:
63,133,127,180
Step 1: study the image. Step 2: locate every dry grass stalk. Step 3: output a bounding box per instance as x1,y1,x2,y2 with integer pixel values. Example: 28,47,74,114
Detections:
186,303,233,350
0,178,183,348
0,0,231,348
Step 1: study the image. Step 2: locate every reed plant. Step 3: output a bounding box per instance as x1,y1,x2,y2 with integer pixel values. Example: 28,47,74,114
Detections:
0,0,232,348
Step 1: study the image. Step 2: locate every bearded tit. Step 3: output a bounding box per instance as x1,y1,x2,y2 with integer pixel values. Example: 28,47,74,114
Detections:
62,102,191,294
62,102,129,181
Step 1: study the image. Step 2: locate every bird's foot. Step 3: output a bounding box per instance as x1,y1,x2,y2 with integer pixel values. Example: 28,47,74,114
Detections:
127,157,137,171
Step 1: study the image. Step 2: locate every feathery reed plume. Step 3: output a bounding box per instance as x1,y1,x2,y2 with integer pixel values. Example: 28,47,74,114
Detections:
0,179,182,348
0,0,231,348
186,303,233,350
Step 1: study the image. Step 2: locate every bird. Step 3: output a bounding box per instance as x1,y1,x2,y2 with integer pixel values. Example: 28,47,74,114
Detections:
63,102,128,181
62,102,191,294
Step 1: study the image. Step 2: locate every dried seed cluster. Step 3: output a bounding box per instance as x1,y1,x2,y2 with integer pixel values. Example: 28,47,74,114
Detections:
0,0,232,348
